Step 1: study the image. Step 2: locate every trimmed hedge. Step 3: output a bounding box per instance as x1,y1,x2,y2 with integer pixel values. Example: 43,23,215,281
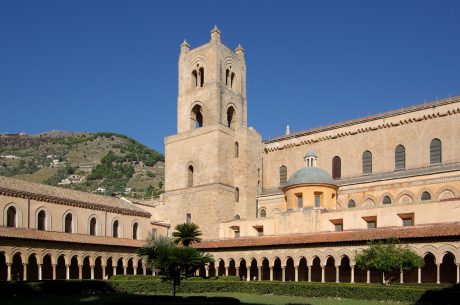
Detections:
1,277,458,304
108,277,459,303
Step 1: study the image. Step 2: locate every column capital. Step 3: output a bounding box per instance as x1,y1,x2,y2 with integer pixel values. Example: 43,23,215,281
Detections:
6,262,12,266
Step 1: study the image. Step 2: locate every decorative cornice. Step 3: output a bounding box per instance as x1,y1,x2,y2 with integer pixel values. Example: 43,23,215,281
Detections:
0,187,151,218
264,97,460,152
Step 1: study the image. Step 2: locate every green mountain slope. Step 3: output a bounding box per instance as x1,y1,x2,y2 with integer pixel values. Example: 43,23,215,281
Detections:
0,131,164,198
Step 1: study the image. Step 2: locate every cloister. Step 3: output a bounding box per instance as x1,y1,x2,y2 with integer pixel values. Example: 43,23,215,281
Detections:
200,244,460,284
0,249,150,281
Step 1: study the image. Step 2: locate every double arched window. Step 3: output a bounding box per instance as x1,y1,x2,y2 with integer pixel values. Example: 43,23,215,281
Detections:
362,151,372,175
191,67,204,88
279,166,287,185
332,156,341,179
430,138,442,164
225,69,235,89
395,145,406,170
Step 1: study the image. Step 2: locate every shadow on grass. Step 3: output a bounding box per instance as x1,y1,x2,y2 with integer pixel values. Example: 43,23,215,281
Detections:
415,283,459,305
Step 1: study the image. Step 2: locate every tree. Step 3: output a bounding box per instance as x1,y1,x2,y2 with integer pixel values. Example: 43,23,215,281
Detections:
138,224,213,298
172,223,202,246
355,238,424,284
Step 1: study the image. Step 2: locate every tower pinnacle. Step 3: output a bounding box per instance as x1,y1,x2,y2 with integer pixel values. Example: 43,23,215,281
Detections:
210,25,221,43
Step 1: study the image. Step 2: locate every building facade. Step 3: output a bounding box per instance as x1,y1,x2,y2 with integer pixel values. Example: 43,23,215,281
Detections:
151,28,460,284
1,27,459,284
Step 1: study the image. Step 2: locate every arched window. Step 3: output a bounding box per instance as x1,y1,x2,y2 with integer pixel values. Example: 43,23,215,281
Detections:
259,209,267,218
6,206,16,227
37,210,46,231
187,165,194,187
198,67,204,87
132,222,138,240
227,106,235,128
192,70,198,87
234,214,240,220
225,69,230,86
348,199,356,208
430,138,442,164
332,156,341,179
383,196,392,205
362,151,372,174
230,72,235,89
279,165,287,185
113,220,119,238
89,217,97,236
64,213,73,233
421,191,431,201
395,145,406,170
190,104,203,129
235,187,239,202
235,142,239,158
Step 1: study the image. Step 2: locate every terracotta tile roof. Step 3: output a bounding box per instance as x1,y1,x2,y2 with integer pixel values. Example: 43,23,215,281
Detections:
0,226,145,248
195,222,460,250
0,176,150,217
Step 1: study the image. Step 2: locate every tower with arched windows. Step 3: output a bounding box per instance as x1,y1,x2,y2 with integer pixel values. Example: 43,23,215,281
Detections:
162,27,263,239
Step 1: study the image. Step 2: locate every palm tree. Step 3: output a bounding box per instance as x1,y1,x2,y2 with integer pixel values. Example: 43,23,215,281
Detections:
172,223,202,246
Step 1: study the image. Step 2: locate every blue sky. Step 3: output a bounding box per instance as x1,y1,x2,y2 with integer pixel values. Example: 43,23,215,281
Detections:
1,1,459,153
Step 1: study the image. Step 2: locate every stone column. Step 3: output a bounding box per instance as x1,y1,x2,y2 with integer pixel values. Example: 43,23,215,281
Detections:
258,266,262,281
38,264,42,281
52,264,56,280
236,267,240,277
102,265,106,280
225,267,229,276
335,266,340,283
269,266,274,281
90,265,95,280
78,265,83,280
205,266,209,277
307,266,312,282
66,264,70,280
133,266,137,275
7,263,11,281
418,267,421,284
400,269,403,284
456,264,460,284
436,264,440,284
23,263,28,281
350,266,355,283
282,267,286,282
143,266,146,276
294,265,299,282
113,266,116,276
123,266,127,275
246,268,250,281
366,270,370,283
321,266,325,283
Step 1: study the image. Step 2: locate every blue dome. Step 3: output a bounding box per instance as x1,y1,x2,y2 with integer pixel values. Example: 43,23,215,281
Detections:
304,150,317,158
286,167,334,186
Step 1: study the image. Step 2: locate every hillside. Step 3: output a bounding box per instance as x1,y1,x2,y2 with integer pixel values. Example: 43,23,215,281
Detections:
0,131,164,199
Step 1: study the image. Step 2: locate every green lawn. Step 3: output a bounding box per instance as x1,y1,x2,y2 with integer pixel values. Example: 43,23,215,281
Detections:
3,292,412,305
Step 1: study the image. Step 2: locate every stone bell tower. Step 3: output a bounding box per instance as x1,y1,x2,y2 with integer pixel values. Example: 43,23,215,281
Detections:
160,27,262,239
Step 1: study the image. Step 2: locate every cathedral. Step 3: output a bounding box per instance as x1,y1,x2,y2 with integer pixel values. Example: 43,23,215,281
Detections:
1,27,459,284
